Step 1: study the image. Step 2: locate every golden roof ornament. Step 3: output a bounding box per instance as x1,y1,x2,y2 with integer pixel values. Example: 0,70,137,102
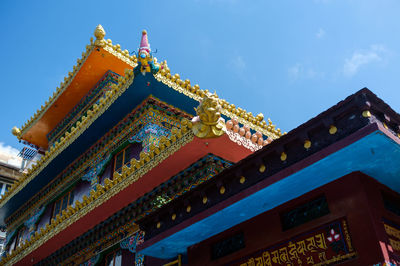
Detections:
133,30,161,75
94,24,106,47
11,126,21,138
192,92,225,138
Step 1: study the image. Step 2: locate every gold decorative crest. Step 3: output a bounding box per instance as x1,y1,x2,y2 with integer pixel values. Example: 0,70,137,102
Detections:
192,93,225,138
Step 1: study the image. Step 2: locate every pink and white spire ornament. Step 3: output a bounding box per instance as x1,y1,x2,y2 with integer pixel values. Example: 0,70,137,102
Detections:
139,30,151,53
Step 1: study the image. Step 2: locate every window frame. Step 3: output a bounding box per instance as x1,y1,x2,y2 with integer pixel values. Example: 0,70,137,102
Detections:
52,189,74,219
12,226,26,251
113,144,135,174
104,248,122,266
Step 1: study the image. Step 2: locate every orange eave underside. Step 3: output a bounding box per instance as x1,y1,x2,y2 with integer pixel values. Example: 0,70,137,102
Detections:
21,48,132,149
15,135,252,265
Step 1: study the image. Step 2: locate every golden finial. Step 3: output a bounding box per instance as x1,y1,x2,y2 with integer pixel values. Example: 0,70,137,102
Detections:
11,126,21,137
94,24,106,47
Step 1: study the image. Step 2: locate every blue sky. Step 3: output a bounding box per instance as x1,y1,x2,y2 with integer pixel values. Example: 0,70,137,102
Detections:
1,0,400,154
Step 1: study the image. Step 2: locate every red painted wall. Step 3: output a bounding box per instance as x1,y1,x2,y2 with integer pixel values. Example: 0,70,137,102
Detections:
187,172,396,265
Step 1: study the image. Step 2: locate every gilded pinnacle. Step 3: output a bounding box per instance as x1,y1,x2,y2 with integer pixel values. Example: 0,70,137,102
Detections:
11,126,21,137
94,24,106,40
94,25,106,47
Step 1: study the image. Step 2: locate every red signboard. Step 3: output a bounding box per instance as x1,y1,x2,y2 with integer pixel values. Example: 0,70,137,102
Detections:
231,218,356,266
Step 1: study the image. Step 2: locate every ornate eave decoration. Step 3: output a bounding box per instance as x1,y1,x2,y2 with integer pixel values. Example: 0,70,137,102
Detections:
40,154,231,265
0,68,136,210
153,70,282,139
1,123,195,265
6,96,191,231
47,71,119,146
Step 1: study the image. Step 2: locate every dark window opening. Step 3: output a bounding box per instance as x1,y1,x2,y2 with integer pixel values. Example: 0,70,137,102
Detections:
113,143,142,175
281,195,330,231
52,190,75,219
211,232,245,260
104,248,122,266
382,191,400,217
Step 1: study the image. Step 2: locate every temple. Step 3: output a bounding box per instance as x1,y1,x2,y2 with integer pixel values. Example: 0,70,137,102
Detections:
1,25,400,266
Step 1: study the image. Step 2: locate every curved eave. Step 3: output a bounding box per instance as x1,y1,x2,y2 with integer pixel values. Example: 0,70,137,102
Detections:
19,45,135,149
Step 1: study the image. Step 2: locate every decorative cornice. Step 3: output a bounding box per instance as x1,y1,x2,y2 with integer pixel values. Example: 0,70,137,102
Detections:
0,68,136,209
12,24,136,142
46,71,119,145
5,97,190,230
1,123,195,266
154,67,282,140
225,130,264,152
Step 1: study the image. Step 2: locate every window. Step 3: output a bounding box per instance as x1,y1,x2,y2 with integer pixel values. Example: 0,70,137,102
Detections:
382,192,400,216
53,190,74,218
113,144,141,174
105,249,122,266
211,232,245,260
0,183,12,196
280,195,330,231
10,227,26,252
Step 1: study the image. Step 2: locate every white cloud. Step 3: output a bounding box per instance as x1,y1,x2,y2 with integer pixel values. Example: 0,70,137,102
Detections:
0,142,19,157
316,28,326,39
343,45,386,77
288,63,320,80
0,142,21,168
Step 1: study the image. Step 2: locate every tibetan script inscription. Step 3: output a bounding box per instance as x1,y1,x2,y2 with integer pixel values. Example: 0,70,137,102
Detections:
231,218,356,266
383,219,400,264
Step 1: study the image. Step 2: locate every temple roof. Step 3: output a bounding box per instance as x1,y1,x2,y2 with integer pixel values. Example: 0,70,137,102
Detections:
12,25,281,149
4,26,282,211
0,26,288,265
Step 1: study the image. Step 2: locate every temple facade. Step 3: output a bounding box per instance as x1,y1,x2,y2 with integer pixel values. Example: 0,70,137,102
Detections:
1,25,400,266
